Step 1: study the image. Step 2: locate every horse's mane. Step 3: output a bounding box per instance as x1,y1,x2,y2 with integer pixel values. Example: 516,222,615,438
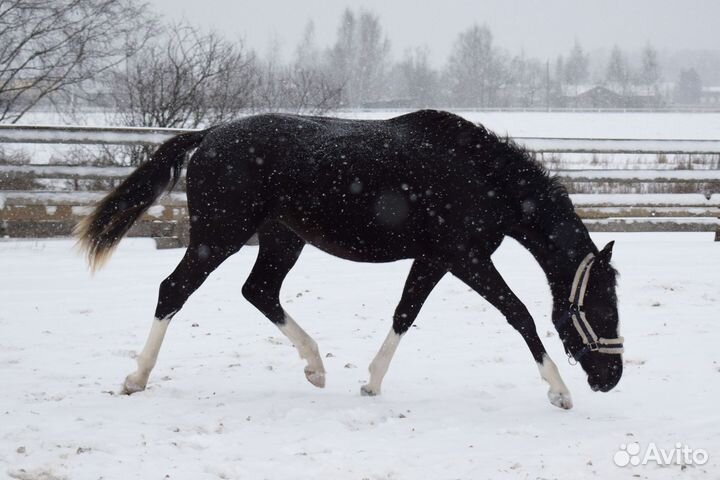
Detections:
481,128,620,284
475,125,572,210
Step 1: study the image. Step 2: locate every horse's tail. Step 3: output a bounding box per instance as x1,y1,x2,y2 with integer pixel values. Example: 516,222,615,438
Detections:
74,130,208,271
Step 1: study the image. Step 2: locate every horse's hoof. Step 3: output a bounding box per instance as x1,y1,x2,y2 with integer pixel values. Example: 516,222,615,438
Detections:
122,374,147,395
304,367,325,388
548,390,573,409
360,384,379,396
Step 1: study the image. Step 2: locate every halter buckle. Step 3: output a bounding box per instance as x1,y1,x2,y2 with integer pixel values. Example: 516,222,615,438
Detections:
566,351,578,366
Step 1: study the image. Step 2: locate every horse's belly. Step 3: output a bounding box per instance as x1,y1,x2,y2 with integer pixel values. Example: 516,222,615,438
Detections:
308,235,415,263
279,216,419,263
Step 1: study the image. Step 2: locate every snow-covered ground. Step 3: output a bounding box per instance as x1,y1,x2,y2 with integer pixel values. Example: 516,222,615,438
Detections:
1,233,718,479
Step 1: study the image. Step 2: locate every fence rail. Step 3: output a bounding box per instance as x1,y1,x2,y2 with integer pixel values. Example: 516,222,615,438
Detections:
0,124,188,146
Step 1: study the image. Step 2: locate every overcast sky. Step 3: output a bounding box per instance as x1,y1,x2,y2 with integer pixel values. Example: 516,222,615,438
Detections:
147,0,719,64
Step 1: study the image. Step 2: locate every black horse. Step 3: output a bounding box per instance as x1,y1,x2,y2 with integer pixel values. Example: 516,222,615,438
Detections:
76,110,623,409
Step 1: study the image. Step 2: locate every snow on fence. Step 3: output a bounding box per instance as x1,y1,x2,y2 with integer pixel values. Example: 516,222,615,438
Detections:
1,125,719,244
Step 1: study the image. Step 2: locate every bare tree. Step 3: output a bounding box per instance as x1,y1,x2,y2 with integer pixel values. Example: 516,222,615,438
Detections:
606,46,631,96
355,10,390,105
394,47,440,106
328,9,357,105
112,23,256,129
446,24,507,107
640,44,661,91
295,20,321,70
287,20,344,112
0,0,152,123
564,40,589,87
327,8,390,107
110,23,257,164
553,55,565,98
254,35,342,114
509,54,545,107
270,65,343,113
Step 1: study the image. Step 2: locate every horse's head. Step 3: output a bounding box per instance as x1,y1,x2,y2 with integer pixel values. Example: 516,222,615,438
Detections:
554,241,623,392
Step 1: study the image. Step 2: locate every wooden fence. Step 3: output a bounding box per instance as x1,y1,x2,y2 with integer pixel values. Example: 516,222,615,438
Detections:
1,125,719,245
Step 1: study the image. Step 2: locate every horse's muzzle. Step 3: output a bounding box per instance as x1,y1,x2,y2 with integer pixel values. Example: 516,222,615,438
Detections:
588,361,623,392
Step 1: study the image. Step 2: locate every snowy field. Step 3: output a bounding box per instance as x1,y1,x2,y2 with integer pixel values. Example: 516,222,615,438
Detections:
1,233,719,479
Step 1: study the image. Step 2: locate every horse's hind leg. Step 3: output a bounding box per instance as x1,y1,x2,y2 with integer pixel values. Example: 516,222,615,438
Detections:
123,224,254,394
241,223,326,388
361,259,447,396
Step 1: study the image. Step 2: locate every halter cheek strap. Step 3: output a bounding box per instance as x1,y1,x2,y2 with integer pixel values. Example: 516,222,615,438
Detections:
567,253,624,361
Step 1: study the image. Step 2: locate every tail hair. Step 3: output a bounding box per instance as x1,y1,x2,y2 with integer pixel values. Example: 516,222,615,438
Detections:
74,131,205,271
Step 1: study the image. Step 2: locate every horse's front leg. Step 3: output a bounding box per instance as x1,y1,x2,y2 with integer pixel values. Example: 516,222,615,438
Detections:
452,259,573,410
361,259,447,396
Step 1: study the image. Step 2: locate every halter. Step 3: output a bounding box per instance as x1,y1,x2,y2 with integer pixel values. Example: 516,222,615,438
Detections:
564,252,624,363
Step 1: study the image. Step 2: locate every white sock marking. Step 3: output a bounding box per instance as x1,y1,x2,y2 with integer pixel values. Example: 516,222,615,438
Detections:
538,353,573,409
123,317,170,393
278,313,325,388
362,328,402,396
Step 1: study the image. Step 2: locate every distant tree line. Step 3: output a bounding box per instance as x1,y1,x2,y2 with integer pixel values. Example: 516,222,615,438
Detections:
1,1,718,129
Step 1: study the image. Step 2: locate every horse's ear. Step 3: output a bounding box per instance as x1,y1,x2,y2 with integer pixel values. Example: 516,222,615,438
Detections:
597,241,615,263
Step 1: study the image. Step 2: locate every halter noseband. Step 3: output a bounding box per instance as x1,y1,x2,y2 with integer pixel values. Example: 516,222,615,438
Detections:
564,252,624,363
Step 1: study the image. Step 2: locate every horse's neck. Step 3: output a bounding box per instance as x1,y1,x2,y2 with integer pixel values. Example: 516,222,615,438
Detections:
510,209,596,304
488,143,597,303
